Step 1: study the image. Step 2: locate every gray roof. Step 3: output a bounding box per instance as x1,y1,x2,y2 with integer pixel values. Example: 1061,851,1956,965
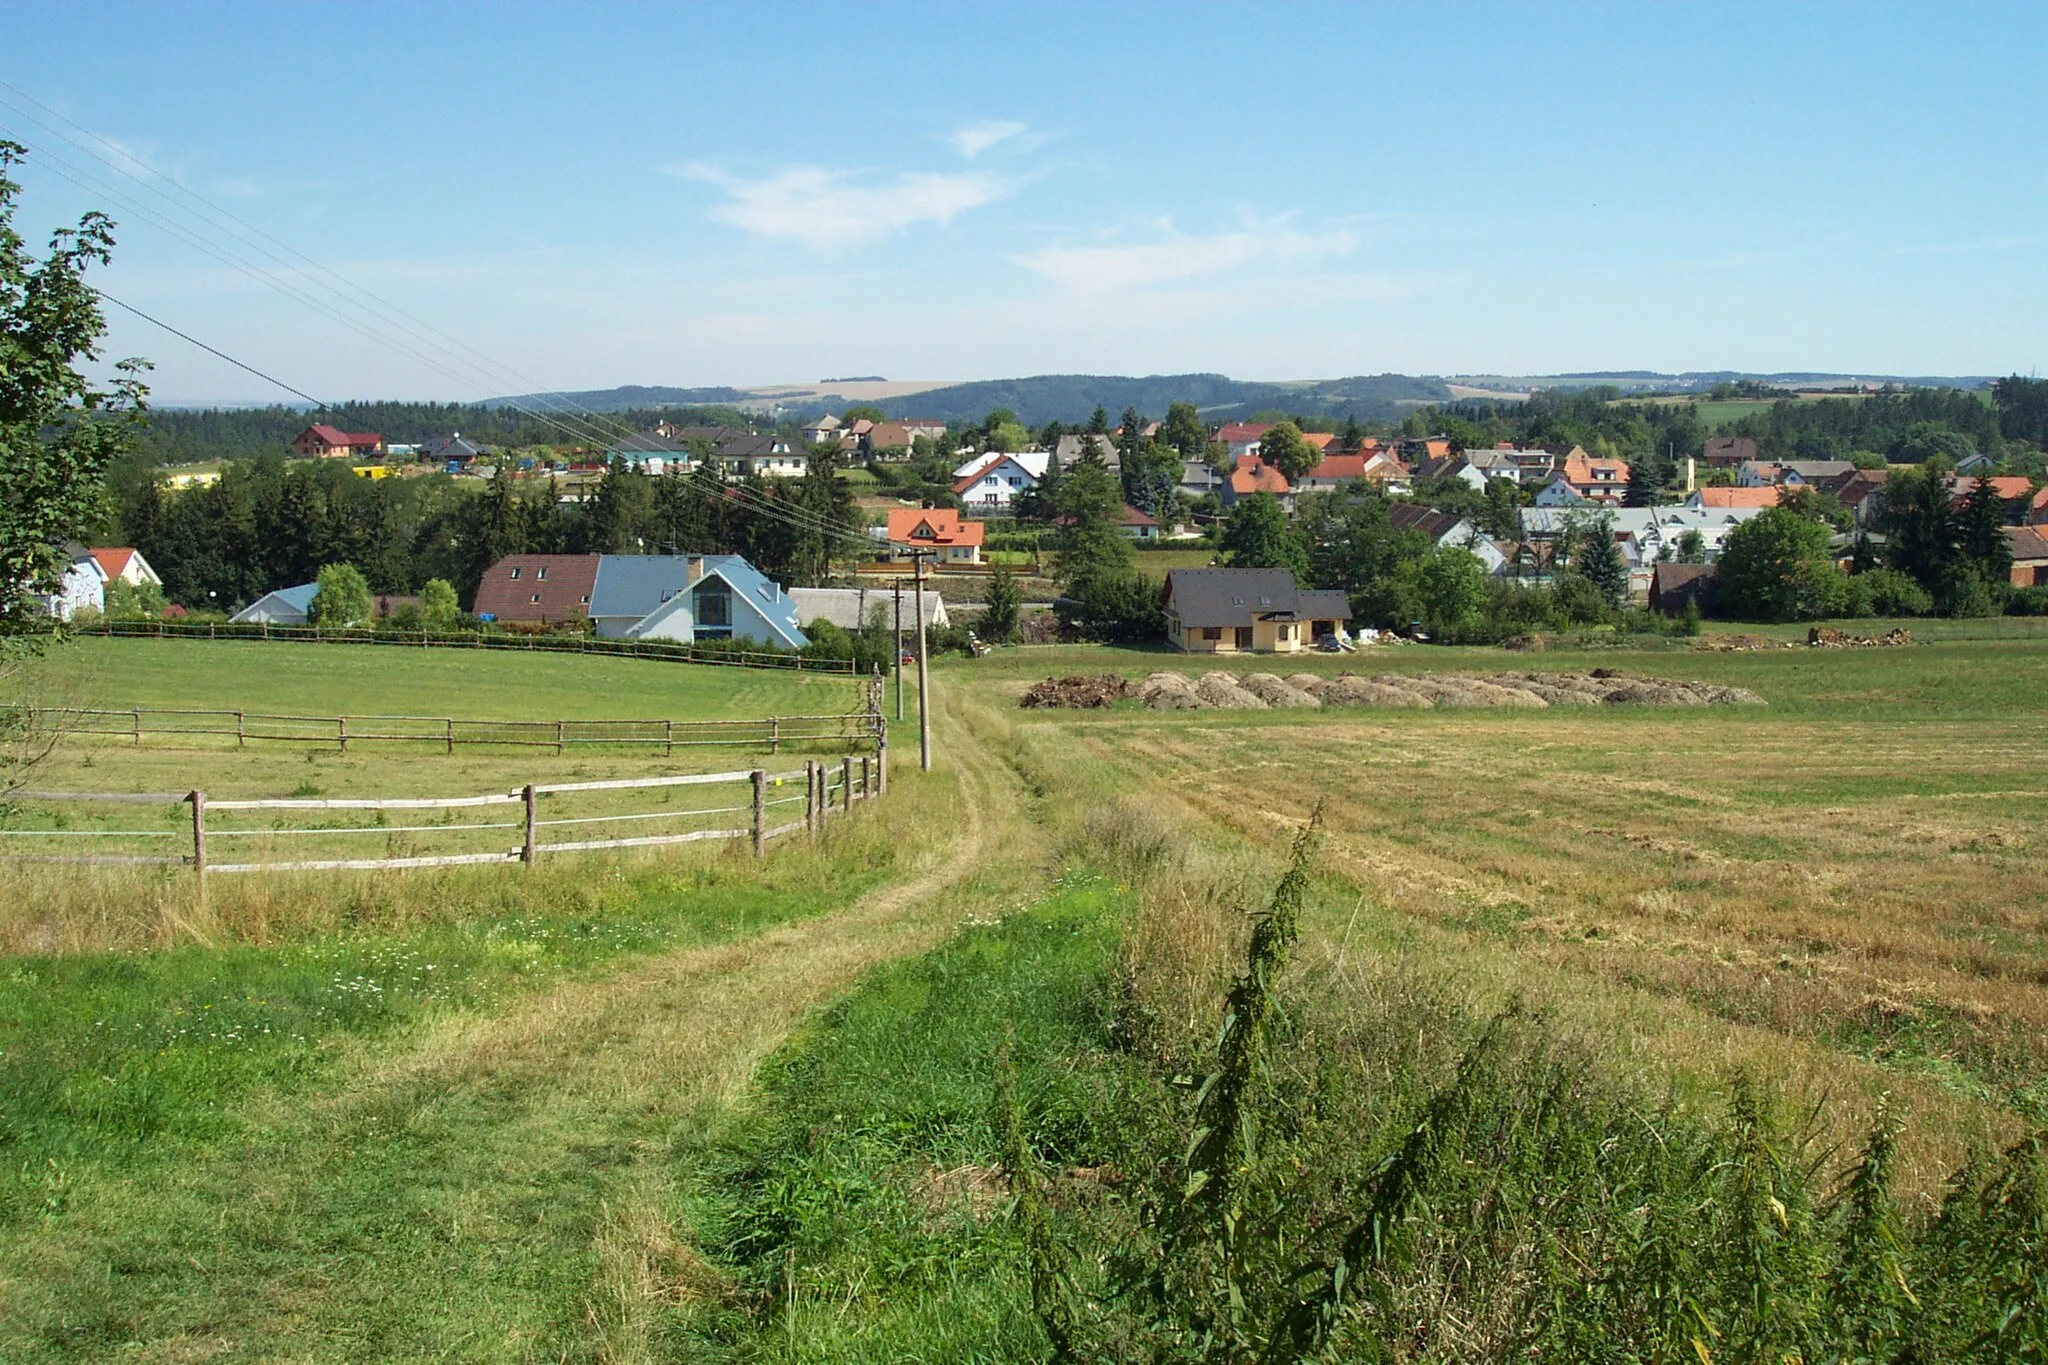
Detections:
715,434,794,458
609,432,687,455
1162,568,1351,628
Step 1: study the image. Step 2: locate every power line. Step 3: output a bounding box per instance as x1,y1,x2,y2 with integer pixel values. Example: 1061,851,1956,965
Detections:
90,286,334,412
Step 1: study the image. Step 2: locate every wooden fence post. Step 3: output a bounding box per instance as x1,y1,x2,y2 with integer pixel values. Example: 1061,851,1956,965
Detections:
236,710,246,748
751,770,766,857
338,716,348,754
522,783,538,865
842,756,854,813
769,717,780,755
445,718,454,755
876,720,887,796
189,789,207,897
860,755,871,799
132,707,142,746
805,760,818,835
556,719,565,756
665,719,674,757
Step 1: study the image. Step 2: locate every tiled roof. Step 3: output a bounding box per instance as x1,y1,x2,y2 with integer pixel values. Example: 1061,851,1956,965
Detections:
1695,486,1781,507
1229,454,1290,495
472,554,601,622
1163,568,1350,628
886,507,985,547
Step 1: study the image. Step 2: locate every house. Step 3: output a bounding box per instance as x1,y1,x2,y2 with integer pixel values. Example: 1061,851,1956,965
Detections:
1180,460,1227,501
1223,455,1292,508
952,453,1042,512
1702,435,1758,469
714,434,807,478
655,422,744,446
2004,526,2048,586
1559,451,1630,503
230,583,319,625
862,419,949,458
1534,472,1588,506
1950,476,2034,516
291,424,384,460
607,432,691,474
1955,451,1996,476
1440,449,1524,491
420,433,488,468
1386,504,1511,574
587,554,808,647
38,548,108,620
1215,423,1274,461
1687,486,1782,509
472,553,602,624
800,414,843,446
1737,459,1855,488
1828,469,1892,527
1294,450,1411,494
1519,506,1770,566
1119,505,1160,540
1649,563,1719,614
1053,433,1120,469
789,586,949,633
1161,567,1351,654
88,547,161,587
885,507,984,565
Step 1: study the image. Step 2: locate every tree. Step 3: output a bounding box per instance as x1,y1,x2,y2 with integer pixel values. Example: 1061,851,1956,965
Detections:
1399,545,1488,638
1159,402,1208,460
1123,440,1182,526
1575,513,1630,608
1086,405,1110,436
1219,493,1308,582
1258,421,1320,482
1624,450,1671,507
102,578,164,620
1,141,149,630
1675,529,1706,564
986,420,1032,454
839,403,885,424
309,562,373,627
1958,474,2013,586
1880,463,1958,594
579,456,653,553
1477,478,1522,541
1716,507,1842,622
1053,459,1132,592
419,577,460,629
792,441,858,586
980,563,1020,643
1116,405,1147,469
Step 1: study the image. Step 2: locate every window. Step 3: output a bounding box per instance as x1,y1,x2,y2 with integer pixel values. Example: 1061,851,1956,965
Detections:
580,594,590,604
530,594,541,603
1234,627,1253,649
1202,627,1222,641
536,567,548,580
509,567,522,579
695,582,732,637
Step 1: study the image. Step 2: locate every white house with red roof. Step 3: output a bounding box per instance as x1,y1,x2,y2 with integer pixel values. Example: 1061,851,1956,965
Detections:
1216,422,1274,460
89,547,161,587
951,453,1042,512
292,424,385,459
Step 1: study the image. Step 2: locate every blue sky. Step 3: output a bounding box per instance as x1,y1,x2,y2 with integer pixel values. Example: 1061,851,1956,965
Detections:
3,1,2043,401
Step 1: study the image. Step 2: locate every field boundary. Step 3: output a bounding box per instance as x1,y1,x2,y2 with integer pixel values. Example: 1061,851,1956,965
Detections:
11,706,883,756
74,618,855,673
4,750,886,883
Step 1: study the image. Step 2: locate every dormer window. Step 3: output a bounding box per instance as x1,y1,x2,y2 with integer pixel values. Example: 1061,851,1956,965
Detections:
509,567,522,579
536,567,549,580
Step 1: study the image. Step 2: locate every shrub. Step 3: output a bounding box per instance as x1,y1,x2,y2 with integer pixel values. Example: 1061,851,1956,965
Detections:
1855,567,1935,617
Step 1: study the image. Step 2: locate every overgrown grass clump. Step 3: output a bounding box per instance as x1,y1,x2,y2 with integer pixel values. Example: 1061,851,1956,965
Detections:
680,812,2048,1362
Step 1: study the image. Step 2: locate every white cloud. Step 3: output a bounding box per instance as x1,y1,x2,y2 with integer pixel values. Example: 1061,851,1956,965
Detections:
950,120,1031,160
671,161,1006,249
1011,219,1355,293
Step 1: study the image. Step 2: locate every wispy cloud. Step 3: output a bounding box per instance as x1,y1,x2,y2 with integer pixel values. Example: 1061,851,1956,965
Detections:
950,120,1034,159
669,161,1006,248
1012,217,1355,293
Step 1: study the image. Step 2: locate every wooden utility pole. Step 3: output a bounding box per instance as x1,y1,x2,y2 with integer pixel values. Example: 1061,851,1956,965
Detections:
892,578,904,722
912,551,933,770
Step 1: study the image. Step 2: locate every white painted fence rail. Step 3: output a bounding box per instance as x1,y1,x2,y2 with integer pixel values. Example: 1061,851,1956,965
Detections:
1,749,887,886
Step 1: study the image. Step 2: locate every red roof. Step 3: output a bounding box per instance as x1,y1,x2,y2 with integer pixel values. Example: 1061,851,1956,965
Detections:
299,424,382,448
1300,432,1337,451
1216,422,1274,445
1120,504,1158,528
1952,476,2033,506
471,554,601,623
89,547,138,580
886,507,985,548
950,454,1034,496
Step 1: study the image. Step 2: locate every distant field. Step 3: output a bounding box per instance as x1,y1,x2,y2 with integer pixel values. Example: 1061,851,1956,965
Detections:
1621,392,1870,431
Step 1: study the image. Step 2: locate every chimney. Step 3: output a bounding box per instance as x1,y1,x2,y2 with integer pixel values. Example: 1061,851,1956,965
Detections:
686,555,705,585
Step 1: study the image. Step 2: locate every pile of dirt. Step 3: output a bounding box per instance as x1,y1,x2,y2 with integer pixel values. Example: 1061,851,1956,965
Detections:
1808,626,1913,648
1139,672,1203,709
1019,674,1137,708
1237,672,1323,708
1696,634,1796,652
1022,668,1766,710
1193,672,1269,709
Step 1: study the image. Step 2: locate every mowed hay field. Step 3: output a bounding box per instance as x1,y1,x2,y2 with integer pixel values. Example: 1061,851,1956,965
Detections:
984,631,2048,1138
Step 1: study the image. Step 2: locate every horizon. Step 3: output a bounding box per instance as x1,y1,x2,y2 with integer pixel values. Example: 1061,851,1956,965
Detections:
4,2,2043,402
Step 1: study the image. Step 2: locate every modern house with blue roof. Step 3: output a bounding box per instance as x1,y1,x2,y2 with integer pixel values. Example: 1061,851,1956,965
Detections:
230,582,320,625
586,554,807,649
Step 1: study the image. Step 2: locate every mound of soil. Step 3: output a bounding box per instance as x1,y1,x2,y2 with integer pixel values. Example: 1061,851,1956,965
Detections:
1319,676,1434,708
1019,674,1136,708
1194,672,1269,709
1809,626,1913,648
1140,672,1203,709
1237,672,1322,708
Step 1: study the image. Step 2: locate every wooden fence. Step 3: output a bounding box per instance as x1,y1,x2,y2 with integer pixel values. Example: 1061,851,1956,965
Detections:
0,751,885,884
11,707,884,757
79,618,853,673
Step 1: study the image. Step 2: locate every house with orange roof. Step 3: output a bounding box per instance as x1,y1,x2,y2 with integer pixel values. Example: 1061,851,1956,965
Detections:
1536,451,1631,505
884,507,984,565
1295,450,1411,494
1223,454,1293,509
1950,475,2035,515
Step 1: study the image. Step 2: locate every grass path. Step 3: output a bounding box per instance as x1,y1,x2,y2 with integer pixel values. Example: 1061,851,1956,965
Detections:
0,681,1038,1363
